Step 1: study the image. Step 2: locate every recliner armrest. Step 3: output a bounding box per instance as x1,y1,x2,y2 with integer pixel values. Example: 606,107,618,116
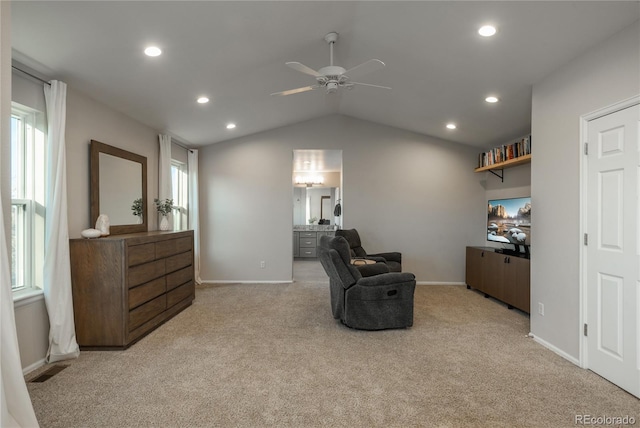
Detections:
359,256,386,263
367,252,402,264
355,263,390,277
357,272,415,287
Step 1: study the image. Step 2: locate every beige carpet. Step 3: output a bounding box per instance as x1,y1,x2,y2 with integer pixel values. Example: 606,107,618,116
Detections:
26,261,638,427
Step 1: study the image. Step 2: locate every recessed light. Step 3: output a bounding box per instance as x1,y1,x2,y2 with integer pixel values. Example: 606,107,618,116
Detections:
446,123,457,130
144,46,162,57
226,123,236,130
485,96,499,103
478,25,497,37
197,97,209,104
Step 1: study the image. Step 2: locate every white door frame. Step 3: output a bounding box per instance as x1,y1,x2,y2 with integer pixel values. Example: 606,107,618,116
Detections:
579,94,640,368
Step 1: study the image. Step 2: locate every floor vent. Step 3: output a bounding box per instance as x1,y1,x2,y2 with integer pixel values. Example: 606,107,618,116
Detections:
30,365,69,383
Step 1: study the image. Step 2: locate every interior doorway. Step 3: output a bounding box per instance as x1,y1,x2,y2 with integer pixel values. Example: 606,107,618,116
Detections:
581,97,639,398
292,149,343,280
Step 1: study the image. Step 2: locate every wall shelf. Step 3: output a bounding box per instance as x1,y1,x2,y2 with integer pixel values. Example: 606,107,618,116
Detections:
474,154,531,173
474,154,531,182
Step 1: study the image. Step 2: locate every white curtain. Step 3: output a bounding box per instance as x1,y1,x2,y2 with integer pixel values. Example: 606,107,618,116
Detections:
187,149,201,284
43,80,79,363
158,135,172,227
158,135,172,201
1,188,39,428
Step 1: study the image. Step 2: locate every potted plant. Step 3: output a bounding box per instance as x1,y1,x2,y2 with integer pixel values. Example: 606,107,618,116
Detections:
131,198,143,224
154,198,174,231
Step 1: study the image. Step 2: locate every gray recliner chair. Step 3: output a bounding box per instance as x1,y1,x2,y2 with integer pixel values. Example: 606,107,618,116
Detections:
335,228,403,272
318,235,416,330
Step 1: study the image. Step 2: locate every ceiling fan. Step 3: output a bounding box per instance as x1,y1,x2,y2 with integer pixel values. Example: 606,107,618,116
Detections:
270,32,391,96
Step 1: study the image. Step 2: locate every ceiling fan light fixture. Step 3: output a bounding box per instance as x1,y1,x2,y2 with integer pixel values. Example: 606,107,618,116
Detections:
271,31,390,96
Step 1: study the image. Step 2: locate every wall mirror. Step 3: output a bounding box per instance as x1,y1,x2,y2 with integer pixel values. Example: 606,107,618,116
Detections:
90,140,148,235
292,149,342,228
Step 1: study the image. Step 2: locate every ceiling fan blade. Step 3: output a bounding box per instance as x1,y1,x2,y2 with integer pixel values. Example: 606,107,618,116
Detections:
285,62,322,77
270,85,320,96
343,59,385,79
348,81,392,90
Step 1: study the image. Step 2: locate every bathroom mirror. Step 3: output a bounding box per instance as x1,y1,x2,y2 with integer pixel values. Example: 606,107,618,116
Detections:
90,140,148,235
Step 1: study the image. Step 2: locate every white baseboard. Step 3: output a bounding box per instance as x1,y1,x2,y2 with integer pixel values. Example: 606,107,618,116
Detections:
530,333,581,367
201,280,463,286
23,358,46,375
202,280,464,286
416,281,466,286
200,280,293,285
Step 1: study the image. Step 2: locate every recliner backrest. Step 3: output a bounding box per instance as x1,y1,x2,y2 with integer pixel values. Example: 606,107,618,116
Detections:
318,235,362,288
335,229,367,258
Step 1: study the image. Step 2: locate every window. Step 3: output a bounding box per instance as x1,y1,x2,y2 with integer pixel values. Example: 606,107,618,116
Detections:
171,160,188,231
11,104,46,293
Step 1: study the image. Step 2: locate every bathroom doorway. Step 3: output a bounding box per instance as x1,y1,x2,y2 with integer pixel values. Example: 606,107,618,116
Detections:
292,150,343,281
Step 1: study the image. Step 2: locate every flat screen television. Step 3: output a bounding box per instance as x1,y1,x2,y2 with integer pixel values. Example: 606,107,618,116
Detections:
487,196,531,255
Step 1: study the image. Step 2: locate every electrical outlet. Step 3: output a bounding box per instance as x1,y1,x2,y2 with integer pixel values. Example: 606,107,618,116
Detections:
260,261,266,269
538,302,544,316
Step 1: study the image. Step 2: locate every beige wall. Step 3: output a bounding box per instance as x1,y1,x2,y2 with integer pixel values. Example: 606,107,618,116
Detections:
531,21,640,360
199,115,498,283
65,87,159,236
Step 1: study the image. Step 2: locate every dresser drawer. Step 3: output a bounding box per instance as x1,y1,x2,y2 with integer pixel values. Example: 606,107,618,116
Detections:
299,231,316,238
299,238,317,248
166,266,193,291
166,281,195,308
128,259,165,288
129,277,166,309
129,294,166,331
299,247,317,258
166,250,192,273
156,237,192,259
128,243,156,267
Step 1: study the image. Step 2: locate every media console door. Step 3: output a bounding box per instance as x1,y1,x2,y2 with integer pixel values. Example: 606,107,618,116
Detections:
465,246,530,313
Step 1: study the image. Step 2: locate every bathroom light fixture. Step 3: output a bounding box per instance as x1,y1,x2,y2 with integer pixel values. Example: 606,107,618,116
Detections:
197,96,209,104
144,46,162,57
226,123,236,129
478,25,497,37
295,175,324,187
485,96,499,103
446,123,457,130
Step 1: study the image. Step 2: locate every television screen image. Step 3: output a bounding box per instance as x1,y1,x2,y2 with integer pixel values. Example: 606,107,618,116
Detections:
487,197,531,246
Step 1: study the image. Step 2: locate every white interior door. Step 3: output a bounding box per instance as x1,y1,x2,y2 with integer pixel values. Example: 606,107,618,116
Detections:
586,103,639,398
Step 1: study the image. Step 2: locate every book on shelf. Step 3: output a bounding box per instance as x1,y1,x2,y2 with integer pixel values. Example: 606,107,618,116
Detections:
477,135,531,168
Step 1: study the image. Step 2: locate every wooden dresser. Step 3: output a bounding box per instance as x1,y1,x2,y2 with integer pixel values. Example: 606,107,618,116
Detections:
70,230,195,349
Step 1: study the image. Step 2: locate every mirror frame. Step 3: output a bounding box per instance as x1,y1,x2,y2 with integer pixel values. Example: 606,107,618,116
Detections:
90,140,148,235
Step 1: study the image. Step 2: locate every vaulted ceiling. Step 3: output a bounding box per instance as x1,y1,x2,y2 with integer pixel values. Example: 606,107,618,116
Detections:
11,1,639,149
